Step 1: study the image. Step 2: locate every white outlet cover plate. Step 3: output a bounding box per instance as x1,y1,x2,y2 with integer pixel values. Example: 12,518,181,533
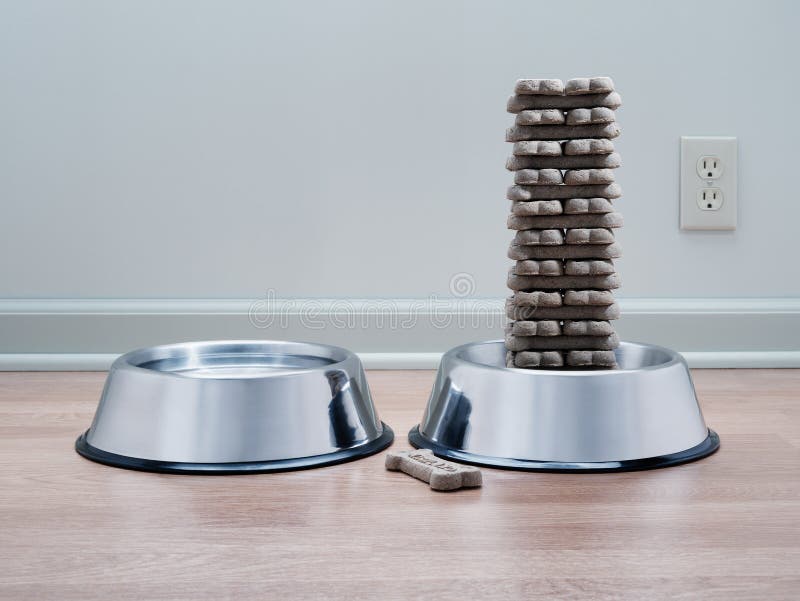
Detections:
680,136,737,230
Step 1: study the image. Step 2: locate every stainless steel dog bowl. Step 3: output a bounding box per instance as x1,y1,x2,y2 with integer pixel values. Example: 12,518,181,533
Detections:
76,340,393,474
409,341,719,472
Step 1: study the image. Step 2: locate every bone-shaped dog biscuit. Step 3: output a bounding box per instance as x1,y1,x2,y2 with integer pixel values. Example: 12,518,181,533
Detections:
507,273,621,291
562,320,615,336
506,152,621,171
507,212,623,230
512,140,563,156
510,200,565,216
565,350,617,367
508,241,622,260
514,79,565,95
506,299,621,321
562,198,616,214
564,289,616,306
385,449,482,491
506,320,562,336
514,228,615,247
507,183,621,200
506,122,620,142
565,228,617,245
515,109,566,126
507,350,564,368
565,107,616,125
512,229,565,246
564,259,616,276
564,138,616,155
507,91,622,112
511,259,564,276
509,198,615,217
513,169,564,185
508,349,618,368
565,76,615,95
510,290,564,307
505,333,620,352
564,169,616,185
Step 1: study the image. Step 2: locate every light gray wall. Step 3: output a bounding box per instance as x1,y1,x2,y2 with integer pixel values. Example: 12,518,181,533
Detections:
1,0,799,301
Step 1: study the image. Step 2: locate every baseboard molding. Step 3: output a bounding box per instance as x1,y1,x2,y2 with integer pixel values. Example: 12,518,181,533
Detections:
1,350,799,371
1,297,798,370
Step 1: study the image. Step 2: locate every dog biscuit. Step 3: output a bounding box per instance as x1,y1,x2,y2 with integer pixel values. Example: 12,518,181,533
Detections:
507,91,622,112
564,290,616,306
507,320,562,336
515,109,566,126
506,299,621,321
512,229,565,246
506,152,621,171
565,228,617,245
564,259,616,276
506,122,620,142
507,183,621,200
509,200,565,216
513,169,564,185
508,241,622,260
512,140,563,156
564,169,616,185
507,212,623,230
565,76,615,95
565,350,618,367
385,449,482,491
564,138,615,155
510,291,563,307
507,350,564,368
565,107,616,125
505,332,619,351
562,198,616,214
511,259,564,276
562,320,615,336
507,273,621,291
514,79,565,95
508,350,618,368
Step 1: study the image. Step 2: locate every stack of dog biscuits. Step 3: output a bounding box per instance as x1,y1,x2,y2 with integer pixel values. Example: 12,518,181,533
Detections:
504,77,622,369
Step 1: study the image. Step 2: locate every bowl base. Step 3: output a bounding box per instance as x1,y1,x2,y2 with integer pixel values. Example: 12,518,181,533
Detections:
76,424,394,475
408,426,719,473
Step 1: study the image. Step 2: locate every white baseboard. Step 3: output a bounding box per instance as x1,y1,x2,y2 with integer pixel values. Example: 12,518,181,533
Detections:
1,297,798,370
1,350,799,371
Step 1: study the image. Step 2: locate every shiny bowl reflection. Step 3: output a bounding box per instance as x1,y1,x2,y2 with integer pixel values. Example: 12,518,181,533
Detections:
76,340,393,474
409,341,719,472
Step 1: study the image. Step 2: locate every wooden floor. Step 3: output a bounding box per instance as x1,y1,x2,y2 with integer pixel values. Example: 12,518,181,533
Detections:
0,370,798,600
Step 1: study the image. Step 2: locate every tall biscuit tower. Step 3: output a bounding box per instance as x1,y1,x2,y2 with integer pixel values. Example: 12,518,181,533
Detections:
504,77,623,369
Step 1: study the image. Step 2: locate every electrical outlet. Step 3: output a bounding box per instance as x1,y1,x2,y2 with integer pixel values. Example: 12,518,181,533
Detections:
697,188,723,210
680,136,737,230
697,156,723,179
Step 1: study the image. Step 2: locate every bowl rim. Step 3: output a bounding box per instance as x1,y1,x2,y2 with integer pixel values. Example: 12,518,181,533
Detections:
409,426,719,473
76,424,395,474
112,339,359,381
452,339,684,375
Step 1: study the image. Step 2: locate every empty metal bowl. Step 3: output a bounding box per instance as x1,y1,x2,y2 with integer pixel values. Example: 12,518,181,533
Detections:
410,341,719,472
76,340,393,474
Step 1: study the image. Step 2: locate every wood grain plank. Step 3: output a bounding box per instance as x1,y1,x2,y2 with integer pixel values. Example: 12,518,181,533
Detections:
0,369,799,600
